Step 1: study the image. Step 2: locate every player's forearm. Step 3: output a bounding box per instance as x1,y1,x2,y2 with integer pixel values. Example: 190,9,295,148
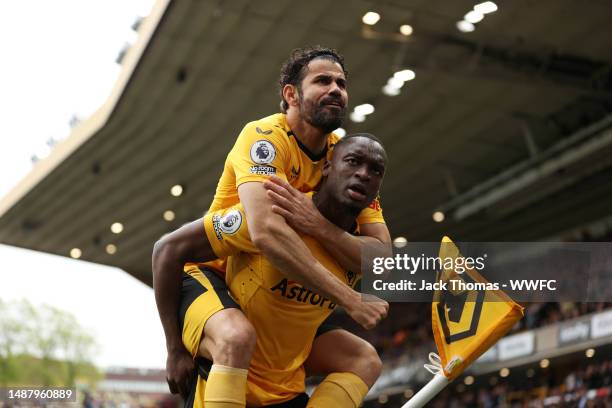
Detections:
240,182,360,307
152,241,185,352
152,218,216,351
253,225,359,308
311,219,390,274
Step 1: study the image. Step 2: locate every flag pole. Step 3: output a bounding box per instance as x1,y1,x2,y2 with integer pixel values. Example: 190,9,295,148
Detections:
401,373,449,408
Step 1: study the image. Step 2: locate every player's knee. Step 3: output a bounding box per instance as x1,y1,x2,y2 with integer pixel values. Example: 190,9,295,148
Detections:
205,309,257,366
367,347,383,380
353,341,382,387
214,320,257,363
227,322,257,353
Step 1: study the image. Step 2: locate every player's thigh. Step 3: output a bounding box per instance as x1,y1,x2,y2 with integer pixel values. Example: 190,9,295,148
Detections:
305,328,382,387
180,267,248,359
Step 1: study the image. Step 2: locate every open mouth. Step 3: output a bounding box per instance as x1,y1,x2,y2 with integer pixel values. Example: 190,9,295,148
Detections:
347,183,367,201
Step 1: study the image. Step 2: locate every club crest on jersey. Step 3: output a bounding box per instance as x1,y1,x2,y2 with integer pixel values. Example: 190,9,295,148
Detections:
211,210,242,240
250,140,276,165
289,165,300,181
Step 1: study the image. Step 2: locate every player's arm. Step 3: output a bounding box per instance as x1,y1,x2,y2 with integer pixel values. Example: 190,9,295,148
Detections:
151,218,216,396
312,222,391,274
239,182,387,329
264,176,392,274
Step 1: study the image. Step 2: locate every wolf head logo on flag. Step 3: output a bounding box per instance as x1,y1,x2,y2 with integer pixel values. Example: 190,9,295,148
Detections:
432,236,524,380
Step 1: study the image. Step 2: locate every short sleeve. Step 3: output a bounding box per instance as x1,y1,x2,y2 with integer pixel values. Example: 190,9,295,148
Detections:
357,196,385,225
203,203,259,258
228,121,291,187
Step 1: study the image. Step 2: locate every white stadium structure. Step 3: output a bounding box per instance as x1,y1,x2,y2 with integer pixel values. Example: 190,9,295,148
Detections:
1,1,611,406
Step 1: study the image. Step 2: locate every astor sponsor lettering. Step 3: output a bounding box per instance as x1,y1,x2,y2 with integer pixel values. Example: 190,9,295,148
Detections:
270,278,336,309
250,165,277,175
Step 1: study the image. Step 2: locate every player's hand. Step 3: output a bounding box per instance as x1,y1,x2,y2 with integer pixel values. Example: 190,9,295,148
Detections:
264,176,325,236
166,346,194,398
345,294,389,330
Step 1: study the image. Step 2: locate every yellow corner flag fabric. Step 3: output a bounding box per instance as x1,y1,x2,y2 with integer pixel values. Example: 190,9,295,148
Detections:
432,236,524,380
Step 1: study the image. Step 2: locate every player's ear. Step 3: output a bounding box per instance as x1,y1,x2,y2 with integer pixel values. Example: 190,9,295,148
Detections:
283,84,299,108
322,160,331,177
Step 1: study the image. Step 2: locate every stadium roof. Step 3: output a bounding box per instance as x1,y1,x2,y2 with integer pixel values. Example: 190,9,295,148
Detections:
2,0,612,285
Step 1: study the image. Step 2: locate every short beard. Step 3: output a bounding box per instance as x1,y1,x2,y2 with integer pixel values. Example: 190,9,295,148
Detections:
299,95,345,134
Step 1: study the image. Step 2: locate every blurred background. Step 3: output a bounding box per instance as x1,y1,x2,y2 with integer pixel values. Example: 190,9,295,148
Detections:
1,0,611,406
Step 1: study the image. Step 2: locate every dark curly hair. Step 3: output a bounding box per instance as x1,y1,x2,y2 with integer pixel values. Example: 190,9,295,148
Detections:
278,46,348,113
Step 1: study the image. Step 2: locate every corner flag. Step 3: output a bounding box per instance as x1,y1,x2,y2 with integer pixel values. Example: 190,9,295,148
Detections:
432,236,524,379
403,236,524,407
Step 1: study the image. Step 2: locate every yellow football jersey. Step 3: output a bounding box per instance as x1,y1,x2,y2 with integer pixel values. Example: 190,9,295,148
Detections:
225,236,360,407
203,201,257,258
190,113,384,273
186,198,361,407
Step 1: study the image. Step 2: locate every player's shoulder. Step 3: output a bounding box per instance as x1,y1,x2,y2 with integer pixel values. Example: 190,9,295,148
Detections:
324,132,342,161
328,132,342,144
242,113,290,139
231,114,293,164
327,132,342,150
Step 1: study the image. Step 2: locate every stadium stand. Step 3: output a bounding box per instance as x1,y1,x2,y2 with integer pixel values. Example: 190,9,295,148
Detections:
320,302,611,407
1,1,612,407
310,231,612,406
